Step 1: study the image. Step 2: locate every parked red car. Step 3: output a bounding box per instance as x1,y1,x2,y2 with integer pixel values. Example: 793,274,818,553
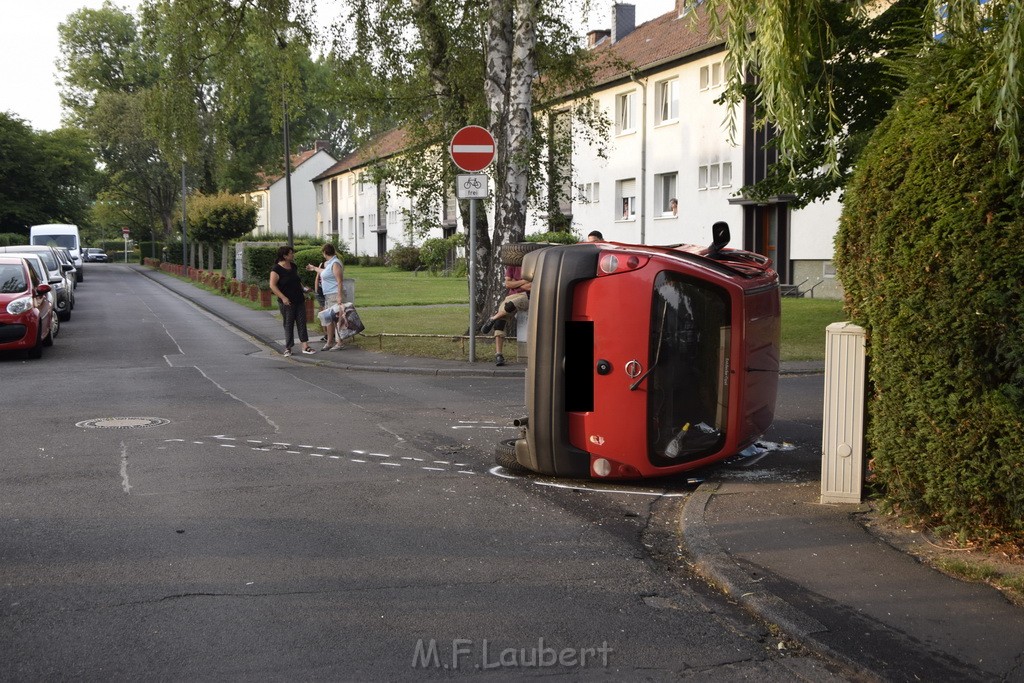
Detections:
500,223,781,480
0,256,54,359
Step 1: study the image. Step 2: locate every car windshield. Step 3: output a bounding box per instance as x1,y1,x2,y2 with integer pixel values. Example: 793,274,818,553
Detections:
646,271,731,465
0,264,28,293
32,234,76,249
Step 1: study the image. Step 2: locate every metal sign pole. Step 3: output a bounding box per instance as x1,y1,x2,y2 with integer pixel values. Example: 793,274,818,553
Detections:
469,197,477,363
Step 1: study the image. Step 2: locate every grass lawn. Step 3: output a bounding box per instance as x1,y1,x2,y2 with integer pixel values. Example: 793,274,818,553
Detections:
342,296,846,363
168,266,846,363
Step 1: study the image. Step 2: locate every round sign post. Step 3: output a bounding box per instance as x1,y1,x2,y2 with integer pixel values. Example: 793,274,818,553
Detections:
450,126,496,363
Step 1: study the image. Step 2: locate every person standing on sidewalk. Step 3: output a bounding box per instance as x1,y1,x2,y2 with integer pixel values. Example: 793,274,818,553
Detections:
307,243,345,350
269,246,315,356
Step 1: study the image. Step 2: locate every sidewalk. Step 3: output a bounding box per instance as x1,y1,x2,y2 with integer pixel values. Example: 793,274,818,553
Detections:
133,264,1024,681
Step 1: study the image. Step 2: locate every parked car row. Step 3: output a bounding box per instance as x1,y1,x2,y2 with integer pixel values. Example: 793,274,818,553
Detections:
0,242,89,359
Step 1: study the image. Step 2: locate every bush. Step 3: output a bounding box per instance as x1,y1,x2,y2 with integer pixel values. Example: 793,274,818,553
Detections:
0,232,28,246
137,241,164,263
387,245,421,271
526,230,579,245
242,244,280,287
835,43,1024,547
293,247,323,289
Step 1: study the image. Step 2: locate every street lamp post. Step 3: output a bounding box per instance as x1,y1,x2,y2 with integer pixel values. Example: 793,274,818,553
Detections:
181,162,187,267
283,98,294,249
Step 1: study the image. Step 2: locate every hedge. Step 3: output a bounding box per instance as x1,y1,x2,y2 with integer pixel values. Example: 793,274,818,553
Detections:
835,43,1024,547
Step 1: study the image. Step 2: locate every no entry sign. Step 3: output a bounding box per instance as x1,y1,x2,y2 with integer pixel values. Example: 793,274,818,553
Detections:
449,125,496,172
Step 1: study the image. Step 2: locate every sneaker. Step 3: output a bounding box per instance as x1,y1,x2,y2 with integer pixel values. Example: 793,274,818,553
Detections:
283,348,292,357
301,347,316,355
481,319,495,334
329,342,344,351
495,353,505,367
321,342,332,351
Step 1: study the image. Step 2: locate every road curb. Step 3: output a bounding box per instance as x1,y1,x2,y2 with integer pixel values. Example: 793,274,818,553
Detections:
680,482,877,681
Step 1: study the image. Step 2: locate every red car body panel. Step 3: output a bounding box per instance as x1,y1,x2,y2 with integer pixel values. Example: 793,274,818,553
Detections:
0,257,54,356
515,239,780,480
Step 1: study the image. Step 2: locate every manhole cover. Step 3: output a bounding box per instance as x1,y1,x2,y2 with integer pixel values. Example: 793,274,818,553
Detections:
76,417,171,429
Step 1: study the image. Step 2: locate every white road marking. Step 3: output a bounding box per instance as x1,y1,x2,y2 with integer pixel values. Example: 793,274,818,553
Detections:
381,462,401,467
351,459,367,463
488,466,689,497
119,442,132,494
220,444,236,448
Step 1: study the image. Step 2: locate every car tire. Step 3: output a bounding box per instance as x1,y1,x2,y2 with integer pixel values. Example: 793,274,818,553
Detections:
43,318,55,347
59,309,71,322
27,330,43,359
500,241,546,266
495,438,530,474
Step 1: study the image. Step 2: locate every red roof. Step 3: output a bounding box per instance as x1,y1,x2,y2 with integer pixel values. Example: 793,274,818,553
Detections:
312,128,412,182
255,148,331,189
589,4,725,87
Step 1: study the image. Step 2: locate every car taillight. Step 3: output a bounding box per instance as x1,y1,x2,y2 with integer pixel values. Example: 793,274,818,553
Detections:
591,457,641,479
597,252,648,276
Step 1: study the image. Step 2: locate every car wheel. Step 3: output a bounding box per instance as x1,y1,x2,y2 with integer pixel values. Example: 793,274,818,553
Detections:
495,438,530,474
43,317,55,347
51,313,59,338
59,309,71,322
27,330,43,359
77,271,84,283
500,241,546,266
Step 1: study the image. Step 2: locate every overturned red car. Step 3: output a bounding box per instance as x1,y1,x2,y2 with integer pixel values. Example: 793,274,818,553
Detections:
499,223,781,480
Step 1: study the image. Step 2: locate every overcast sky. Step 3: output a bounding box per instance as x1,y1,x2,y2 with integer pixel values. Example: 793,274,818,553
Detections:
0,0,672,133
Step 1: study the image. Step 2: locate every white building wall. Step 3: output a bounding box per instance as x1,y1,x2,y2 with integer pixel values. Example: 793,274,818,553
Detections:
267,150,336,237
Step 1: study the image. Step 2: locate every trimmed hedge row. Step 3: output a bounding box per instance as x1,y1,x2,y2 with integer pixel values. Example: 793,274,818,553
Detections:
835,44,1024,546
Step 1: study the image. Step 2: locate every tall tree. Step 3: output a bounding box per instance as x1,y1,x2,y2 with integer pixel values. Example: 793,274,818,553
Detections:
338,0,602,321
0,113,96,232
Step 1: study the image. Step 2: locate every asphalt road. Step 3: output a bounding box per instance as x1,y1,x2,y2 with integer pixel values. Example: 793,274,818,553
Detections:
0,264,841,680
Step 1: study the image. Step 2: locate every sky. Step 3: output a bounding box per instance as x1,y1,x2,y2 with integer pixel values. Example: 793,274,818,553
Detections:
0,0,673,133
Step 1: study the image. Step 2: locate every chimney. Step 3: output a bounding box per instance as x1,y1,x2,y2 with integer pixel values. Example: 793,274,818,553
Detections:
314,140,331,153
587,29,611,47
611,3,636,43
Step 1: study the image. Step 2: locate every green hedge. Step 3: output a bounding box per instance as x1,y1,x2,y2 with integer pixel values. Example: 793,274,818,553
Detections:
835,44,1024,546
137,241,165,262
243,245,280,288
294,248,323,289
0,233,28,246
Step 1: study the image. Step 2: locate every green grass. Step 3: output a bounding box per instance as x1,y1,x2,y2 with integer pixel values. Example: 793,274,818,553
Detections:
780,298,847,361
158,265,847,362
345,266,468,306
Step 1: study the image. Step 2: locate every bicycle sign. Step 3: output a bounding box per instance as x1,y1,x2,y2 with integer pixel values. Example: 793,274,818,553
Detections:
456,174,489,199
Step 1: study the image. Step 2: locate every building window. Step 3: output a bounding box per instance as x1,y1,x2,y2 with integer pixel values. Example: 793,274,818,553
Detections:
656,78,679,124
252,194,263,208
316,184,324,204
698,162,733,190
348,217,354,237
655,172,678,216
616,178,636,220
359,216,365,238
700,60,724,91
616,91,636,134
579,181,600,204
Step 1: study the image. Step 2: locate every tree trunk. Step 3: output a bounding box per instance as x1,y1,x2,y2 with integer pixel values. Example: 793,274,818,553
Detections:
221,242,230,279
481,0,537,327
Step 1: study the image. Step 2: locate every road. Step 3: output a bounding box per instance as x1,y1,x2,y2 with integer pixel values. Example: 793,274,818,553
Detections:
0,265,842,680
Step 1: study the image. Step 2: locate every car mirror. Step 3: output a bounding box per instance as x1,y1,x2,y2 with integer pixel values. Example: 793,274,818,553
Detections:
36,283,52,295
709,221,730,255
61,264,73,272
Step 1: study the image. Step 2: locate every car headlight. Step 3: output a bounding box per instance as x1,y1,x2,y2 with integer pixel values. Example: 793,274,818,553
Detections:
6,297,33,315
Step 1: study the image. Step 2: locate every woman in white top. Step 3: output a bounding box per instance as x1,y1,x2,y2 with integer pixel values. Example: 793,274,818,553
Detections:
306,243,345,350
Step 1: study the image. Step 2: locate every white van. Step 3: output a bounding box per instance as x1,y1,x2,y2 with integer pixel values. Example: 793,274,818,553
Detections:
31,224,83,282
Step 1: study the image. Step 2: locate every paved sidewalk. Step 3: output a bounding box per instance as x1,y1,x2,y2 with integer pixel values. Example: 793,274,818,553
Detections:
132,264,1024,680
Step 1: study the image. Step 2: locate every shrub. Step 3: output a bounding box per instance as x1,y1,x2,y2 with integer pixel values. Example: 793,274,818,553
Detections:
526,230,579,245
137,241,164,263
0,232,27,246
293,247,323,289
835,43,1024,547
388,245,421,271
242,244,280,287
